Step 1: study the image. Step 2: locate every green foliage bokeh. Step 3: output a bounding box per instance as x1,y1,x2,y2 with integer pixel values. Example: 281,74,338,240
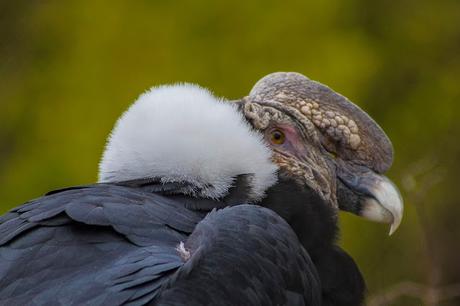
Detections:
1,1,459,304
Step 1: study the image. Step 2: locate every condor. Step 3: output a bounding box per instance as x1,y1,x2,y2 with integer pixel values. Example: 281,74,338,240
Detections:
0,72,403,306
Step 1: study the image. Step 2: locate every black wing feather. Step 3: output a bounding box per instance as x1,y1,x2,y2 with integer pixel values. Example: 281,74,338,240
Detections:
156,205,322,306
0,185,201,305
0,184,322,306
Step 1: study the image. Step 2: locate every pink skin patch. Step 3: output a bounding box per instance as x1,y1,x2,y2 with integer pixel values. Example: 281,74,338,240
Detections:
267,124,307,158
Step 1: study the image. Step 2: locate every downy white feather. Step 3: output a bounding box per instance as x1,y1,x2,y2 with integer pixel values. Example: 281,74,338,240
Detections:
99,84,277,201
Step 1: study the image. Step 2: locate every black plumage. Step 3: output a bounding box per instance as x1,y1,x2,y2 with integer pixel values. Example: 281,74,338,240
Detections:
261,176,365,306
0,180,322,305
0,71,402,306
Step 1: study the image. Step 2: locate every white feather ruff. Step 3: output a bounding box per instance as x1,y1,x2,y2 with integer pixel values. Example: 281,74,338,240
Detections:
99,83,278,201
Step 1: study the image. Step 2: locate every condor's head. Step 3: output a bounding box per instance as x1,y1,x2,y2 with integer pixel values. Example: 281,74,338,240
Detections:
99,72,403,239
237,72,403,236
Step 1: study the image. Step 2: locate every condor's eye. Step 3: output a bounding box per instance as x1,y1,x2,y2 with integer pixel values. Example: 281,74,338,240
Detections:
270,129,286,145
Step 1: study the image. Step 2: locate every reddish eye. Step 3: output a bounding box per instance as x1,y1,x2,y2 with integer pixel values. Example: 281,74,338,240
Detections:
270,129,286,145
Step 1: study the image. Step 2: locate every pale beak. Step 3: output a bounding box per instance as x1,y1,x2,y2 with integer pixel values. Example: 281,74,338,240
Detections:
338,168,404,235
359,175,403,235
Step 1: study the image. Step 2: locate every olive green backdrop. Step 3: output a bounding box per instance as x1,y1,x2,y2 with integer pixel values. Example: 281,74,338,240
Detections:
1,1,459,305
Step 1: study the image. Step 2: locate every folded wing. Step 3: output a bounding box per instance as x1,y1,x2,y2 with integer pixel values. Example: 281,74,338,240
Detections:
0,185,321,306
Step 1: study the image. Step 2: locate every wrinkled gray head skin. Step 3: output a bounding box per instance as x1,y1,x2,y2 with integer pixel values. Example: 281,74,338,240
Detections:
240,72,403,234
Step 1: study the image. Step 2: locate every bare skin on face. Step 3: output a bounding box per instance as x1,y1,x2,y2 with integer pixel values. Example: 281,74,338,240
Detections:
239,72,403,234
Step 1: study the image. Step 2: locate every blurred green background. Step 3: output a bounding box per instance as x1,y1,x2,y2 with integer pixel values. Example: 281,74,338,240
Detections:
1,1,459,305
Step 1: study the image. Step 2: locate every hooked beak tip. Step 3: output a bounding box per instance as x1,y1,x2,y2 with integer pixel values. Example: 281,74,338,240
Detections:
361,177,404,235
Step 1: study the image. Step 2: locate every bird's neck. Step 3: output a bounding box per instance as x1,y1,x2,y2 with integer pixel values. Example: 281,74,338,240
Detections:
260,176,338,252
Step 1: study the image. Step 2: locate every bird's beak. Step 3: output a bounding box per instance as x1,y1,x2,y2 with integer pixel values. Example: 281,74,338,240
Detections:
338,167,403,235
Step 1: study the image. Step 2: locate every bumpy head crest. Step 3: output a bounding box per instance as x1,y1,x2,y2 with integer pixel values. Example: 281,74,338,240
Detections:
247,72,393,174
